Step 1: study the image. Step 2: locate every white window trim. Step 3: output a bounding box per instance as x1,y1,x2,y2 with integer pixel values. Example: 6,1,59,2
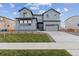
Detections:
28,20,32,24
20,20,23,24
24,20,28,24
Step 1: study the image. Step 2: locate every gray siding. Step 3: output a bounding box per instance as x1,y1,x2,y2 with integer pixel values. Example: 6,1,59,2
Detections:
15,8,60,31
33,15,43,22
43,9,60,31
65,16,79,29
43,10,60,20
19,9,32,18
16,19,37,31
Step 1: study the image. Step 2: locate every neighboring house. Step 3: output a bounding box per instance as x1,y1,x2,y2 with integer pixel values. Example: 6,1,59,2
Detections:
65,16,79,29
15,7,60,31
0,16,16,31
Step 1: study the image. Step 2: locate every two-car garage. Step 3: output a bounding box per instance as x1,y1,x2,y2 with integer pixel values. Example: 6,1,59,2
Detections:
45,24,59,31
43,21,60,31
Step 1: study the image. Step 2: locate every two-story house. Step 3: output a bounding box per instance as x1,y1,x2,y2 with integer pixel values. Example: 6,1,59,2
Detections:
15,7,60,31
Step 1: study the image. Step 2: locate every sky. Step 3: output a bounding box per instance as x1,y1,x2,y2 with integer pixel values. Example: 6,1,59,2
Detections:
0,3,79,27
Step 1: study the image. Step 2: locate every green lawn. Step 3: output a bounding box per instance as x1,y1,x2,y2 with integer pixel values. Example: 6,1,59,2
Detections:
0,49,71,56
0,33,55,42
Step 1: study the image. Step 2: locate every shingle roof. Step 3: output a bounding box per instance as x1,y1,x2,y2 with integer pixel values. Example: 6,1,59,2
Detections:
18,7,33,15
64,16,79,22
42,8,60,15
0,16,14,21
18,7,60,16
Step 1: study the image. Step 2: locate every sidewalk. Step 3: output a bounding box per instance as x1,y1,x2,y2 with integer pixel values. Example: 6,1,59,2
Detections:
0,43,79,49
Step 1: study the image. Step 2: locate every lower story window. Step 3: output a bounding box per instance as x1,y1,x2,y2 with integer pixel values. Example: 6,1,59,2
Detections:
28,20,32,24
24,20,27,24
20,20,23,24
20,20,32,24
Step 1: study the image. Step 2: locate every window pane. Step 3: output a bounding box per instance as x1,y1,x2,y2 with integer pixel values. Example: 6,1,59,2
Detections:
28,20,31,24
24,20,27,24
20,20,23,24
46,14,49,18
23,12,27,17
54,14,56,16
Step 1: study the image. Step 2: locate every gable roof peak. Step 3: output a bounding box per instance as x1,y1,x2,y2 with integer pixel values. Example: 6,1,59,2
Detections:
42,8,60,15
18,7,31,12
18,7,33,15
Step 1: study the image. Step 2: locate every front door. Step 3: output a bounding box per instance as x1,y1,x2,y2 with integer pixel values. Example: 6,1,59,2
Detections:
37,22,43,31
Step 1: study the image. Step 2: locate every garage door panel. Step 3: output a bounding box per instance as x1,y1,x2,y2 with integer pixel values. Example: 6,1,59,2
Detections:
45,25,58,31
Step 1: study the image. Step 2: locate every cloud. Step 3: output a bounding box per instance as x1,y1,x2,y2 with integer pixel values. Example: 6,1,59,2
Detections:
40,3,50,5
0,4,3,8
24,3,52,8
40,3,52,7
56,8,61,12
10,4,15,8
24,3,52,11
38,10,45,14
60,13,63,16
30,7,39,10
63,8,68,12
13,12,18,15
31,4,40,7
48,4,52,7
56,8,68,13
24,3,40,7
24,3,40,10
24,3,31,7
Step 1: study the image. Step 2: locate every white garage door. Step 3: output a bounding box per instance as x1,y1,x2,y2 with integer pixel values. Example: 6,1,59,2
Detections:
45,25,58,31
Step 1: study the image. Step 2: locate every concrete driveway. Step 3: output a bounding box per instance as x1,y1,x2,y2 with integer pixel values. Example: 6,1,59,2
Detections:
45,31,79,43
44,31,79,56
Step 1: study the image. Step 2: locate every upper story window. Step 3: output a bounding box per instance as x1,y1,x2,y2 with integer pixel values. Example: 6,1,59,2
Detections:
23,12,27,17
54,14,57,16
46,14,49,18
